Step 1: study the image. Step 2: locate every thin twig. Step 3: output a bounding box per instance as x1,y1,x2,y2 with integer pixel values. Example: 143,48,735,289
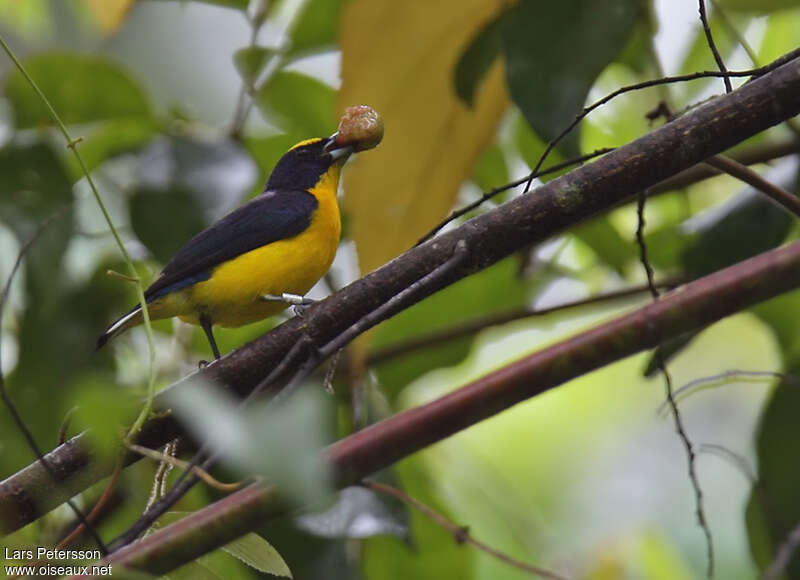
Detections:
636,191,714,578
698,0,732,93
697,443,757,485
521,64,779,194
418,149,614,244
367,276,684,365
362,480,570,580
128,442,245,494
763,521,800,580
657,369,787,415
229,3,269,138
56,460,123,549
58,406,79,445
422,62,788,243
703,155,800,216
710,0,800,139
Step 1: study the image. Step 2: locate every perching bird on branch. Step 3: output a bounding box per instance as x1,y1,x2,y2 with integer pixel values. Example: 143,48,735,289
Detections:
97,105,383,359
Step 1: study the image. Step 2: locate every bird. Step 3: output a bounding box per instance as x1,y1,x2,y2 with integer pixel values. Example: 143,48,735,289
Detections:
97,107,383,360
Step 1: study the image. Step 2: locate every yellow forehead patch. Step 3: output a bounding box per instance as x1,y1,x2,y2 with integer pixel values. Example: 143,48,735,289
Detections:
289,137,324,151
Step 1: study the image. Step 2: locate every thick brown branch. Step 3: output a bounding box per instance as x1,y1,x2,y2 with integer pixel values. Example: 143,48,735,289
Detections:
74,240,800,577
3,49,800,536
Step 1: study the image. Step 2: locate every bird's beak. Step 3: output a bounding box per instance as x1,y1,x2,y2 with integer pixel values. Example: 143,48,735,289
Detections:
324,133,354,161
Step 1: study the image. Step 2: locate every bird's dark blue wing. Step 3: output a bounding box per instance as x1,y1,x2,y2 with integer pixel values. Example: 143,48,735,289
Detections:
145,189,318,300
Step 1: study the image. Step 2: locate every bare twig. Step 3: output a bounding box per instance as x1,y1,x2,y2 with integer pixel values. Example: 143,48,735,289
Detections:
418,148,614,244
368,277,684,365
763,521,800,580
362,480,570,580
704,155,800,217
56,460,123,550
423,61,794,243
657,370,787,415
58,406,79,446
128,442,245,494
229,2,269,138
636,192,714,578
698,0,732,93
697,443,757,484
649,137,800,195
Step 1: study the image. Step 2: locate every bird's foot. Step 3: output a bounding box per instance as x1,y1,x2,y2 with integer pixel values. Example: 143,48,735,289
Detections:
261,292,316,306
261,293,316,317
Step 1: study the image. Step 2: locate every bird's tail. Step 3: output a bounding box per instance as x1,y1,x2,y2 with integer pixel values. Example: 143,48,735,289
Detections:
96,305,143,350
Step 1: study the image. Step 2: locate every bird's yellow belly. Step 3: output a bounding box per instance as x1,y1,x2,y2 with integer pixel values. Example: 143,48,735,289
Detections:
179,205,340,328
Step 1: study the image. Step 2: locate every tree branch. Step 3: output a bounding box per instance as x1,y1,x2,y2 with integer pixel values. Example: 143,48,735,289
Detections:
73,240,800,577
3,48,800,536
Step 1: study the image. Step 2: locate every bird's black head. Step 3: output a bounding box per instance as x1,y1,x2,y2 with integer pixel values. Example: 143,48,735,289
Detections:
266,136,353,191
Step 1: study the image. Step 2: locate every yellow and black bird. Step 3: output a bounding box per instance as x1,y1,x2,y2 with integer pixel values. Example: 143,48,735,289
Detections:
97,106,383,359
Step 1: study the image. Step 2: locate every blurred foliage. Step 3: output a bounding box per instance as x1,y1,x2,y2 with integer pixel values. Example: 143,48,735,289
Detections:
0,1,799,579
746,373,800,578
338,0,511,274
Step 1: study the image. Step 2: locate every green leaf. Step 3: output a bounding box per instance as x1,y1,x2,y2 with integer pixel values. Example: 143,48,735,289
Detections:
471,143,508,192
746,375,800,577
681,192,793,278
499,0,642,157
65,118,159,178
72,375,140,463
222,533,293,577
514,113,564,178
245,133,305,180
752,291,800,368
255,71,337,137
164,560,224,580
615,10,658,74
288,0,345,57
0,143,73,304
167,380,332,505
454,14,503,107
716,0,800,11
129,186,207,264
233,45,274,86
759,8,800,64
0,0,52,39
4,52,152,128
572,217,636,275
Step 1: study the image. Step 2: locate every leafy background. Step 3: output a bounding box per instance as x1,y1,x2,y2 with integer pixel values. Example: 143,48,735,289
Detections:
0,0,799,578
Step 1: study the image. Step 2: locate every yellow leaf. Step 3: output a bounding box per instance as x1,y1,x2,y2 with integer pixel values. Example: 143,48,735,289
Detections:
84,0,135,34
339,0,511,275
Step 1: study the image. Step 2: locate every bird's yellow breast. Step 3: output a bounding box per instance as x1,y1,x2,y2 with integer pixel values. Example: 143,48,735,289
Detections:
176,166,342,327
